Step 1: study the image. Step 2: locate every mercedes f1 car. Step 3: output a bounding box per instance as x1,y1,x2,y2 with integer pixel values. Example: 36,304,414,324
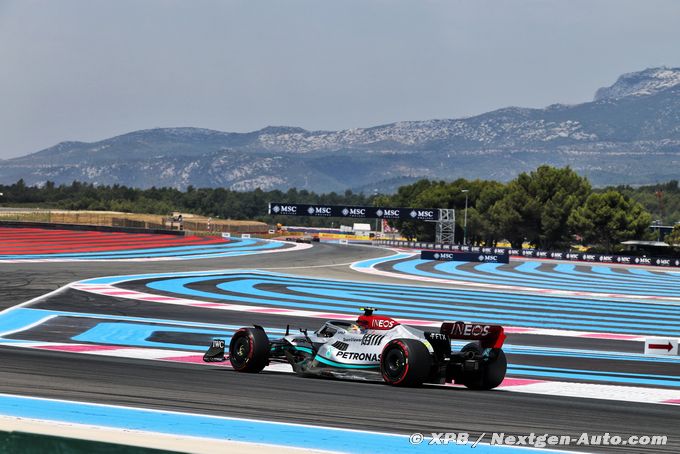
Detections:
204,308,508,389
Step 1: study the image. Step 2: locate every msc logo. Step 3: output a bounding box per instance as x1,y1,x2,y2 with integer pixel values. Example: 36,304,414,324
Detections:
275,205,297,214
410,210,435,219
307,206,331,216
342,208,366,217
377,209,400,218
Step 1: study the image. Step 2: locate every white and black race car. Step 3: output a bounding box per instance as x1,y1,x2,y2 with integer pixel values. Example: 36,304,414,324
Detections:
204,308,508,389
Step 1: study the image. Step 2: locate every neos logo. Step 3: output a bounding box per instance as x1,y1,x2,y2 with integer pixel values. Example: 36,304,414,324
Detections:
371,319,395,329
451,323,491,337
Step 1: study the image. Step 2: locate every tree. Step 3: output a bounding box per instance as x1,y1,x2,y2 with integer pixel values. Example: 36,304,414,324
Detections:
488,182,541,249
665,224,680,246
568,190,652,252
491,166,591,250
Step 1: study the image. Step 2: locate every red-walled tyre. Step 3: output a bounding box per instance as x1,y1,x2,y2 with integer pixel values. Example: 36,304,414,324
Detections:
460,342,507,390
229,328,269,373
381,339,432,386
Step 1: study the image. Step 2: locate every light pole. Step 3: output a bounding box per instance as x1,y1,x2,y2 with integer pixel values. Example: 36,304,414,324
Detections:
461,189,469,245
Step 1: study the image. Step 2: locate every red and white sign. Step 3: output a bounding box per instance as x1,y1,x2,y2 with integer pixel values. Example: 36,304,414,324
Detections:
644,338,678,356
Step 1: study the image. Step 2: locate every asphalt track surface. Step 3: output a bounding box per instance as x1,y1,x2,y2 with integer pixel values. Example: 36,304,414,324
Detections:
1,243,679,452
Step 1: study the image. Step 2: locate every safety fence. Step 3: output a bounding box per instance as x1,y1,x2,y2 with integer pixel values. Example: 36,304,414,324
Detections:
375,239,680,268
0,210,268,235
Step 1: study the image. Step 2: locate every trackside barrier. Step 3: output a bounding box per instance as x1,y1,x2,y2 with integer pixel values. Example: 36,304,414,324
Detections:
377,240,680,268
0,430,178,454
421,250,510,264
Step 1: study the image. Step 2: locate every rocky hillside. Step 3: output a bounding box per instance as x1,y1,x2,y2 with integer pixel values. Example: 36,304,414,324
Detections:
2,67,679,192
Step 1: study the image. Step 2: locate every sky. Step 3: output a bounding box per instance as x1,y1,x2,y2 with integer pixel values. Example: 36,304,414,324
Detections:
1,0,680,159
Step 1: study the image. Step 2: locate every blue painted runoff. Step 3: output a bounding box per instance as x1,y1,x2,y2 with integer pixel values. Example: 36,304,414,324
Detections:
0,394,562,453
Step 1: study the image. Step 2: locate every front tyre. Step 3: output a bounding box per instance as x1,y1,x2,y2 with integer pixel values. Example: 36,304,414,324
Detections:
381,339,432,387
460,342,507,390
229,327,269,373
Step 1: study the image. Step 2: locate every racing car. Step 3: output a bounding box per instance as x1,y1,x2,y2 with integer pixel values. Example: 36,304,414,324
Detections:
204,308,507,389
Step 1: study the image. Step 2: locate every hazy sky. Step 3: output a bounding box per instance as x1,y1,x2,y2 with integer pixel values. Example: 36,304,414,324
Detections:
1,0,679,159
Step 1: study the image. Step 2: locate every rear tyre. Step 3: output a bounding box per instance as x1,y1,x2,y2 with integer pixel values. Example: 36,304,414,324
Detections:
381,339,432,387
460,342,507,390
229,327,269,373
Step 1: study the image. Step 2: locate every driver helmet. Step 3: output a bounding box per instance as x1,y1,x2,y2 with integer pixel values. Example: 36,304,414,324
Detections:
348,323,364,334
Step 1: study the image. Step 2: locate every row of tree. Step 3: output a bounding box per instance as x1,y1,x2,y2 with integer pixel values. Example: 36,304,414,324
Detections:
0,166,675,252
386,166,653,251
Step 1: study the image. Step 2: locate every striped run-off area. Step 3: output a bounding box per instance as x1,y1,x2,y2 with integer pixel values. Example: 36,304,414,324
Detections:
0,227,299,261
355,252,680,302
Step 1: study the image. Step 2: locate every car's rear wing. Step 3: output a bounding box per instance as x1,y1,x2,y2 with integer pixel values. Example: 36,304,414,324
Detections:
440,321,506,349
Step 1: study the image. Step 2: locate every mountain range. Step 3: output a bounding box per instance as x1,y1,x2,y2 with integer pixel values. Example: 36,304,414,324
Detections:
2,67,680,193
